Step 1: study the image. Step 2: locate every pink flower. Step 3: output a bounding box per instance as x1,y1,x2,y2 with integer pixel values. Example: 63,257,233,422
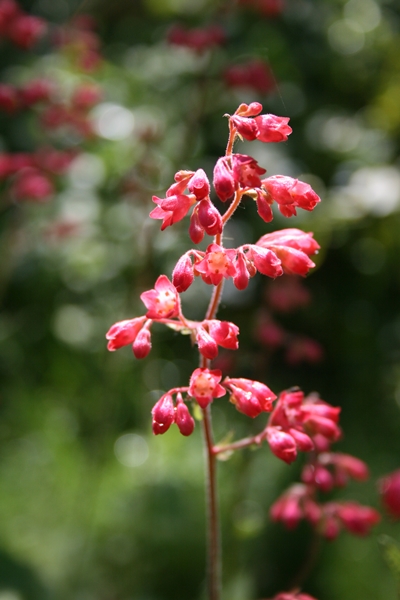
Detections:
262,175,320,216
256,229,320,276
285,336,324,365
150,193,196,230
254,114,292,142
379,469,400,519
224,377,276,418
172,253,194,292
270,484,320,529
271,593,317,600
336,502,381,536
188,168,210,200
152,394,175,435
213,157,236,202
175,394,195,436
140,275,180,320
246,245,283,278
231,154,266,188
266,426,298,464
71,83,102,109
207,320,239,350
0,0,20,36
255,189,274,223
196,326,219,360
195,244,237,286
106,316,147,351
188,368,226,409
132,326,152,359
257,228,320,256
197,199,223,236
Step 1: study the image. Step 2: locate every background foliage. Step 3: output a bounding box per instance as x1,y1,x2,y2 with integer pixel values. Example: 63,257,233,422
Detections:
1,0,400,599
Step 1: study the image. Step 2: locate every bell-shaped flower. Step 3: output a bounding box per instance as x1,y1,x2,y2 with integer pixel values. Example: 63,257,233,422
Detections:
189,206,205,244
196,326,219,360
257,228,320,256
188,368,226,409
230,115,258,141
207,320,239,350
150,193,196,230
188,168,210,200
172,253,194,292
231,154,266,188
106,316,146,351
232,251,250,290
262,174,320,214
197,199,223,236
254,113,292,142
255,188,274,223
247,245,283,278
195,243,237,286
266,426,298,463
175,394,195,436
213,156,236,202
270,484,320,530
152,393,175,435
140,275,180,320
224,377,276,418
132,326,152,359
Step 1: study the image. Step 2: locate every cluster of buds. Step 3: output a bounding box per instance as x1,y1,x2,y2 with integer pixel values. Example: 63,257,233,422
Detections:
166,23,226,54
0,0,47,49
270,399,380,539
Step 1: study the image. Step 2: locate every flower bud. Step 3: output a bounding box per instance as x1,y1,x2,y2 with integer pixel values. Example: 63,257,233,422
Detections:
172,254,194,292
152,394,175,435
132,327,152,359
197,199,223,236
175,395,195,436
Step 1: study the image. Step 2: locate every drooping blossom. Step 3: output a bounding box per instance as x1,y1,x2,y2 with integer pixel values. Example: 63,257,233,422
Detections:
195,320,239,360
175,394,195,436
319,501,380,539
301,452,369,492
152,393,175,435
224,377,276,418
140,275,180,320
379,469,400,519
106,316,147,351
12,168,54,202
188,368,226,409
256,229,320,276
9,14,47,48
270,484,321,529
262,175,320,217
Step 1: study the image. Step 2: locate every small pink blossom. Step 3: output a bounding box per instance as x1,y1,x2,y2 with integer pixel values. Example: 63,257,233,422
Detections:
132,326,152,359
19,78,53,107
254,114,292,143
152,394,175,435
175,395,195,436
167,23,226,53
172,253,194,292
188,368,226,409
224,377,276,418
9,14,47,48
150,193,196,230
140,275,180,320
266,426,298,464
213,157,236,202
12,168,54,203
188,168,210,200
197,199,223,236
231,154,266,188
106,316,147,351
262,175,320,216
195,244,237,286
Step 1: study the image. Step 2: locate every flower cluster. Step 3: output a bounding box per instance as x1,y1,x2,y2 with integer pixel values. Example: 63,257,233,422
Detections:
270,408,380,539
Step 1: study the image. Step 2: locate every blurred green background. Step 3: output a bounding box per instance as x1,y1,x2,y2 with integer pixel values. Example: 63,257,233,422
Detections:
1,0,400,599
